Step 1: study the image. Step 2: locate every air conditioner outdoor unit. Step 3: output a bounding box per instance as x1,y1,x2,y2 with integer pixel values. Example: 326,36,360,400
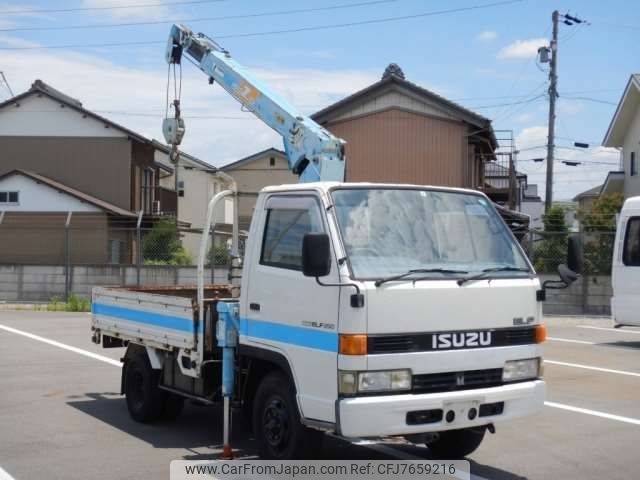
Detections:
152,200,161,215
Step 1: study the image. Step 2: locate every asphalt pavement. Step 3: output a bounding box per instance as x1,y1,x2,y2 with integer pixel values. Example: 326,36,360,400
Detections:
0,312,639,480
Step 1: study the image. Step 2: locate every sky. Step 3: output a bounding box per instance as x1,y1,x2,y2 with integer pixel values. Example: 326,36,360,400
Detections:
0,0,638,201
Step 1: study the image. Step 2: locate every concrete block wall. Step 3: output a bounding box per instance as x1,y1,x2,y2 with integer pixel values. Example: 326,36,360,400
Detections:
0,264,229,302
539,274,612,316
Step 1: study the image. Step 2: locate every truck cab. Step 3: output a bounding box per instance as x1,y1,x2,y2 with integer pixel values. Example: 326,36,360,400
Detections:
240,182,546,457
612,196,640,326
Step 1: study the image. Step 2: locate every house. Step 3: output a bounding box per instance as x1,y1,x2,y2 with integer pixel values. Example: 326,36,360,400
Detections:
311,64,497,187
573,171,625,212
154,141,234,256
0,80,177,219
0,79,226,264
521,184,544,230
0,169,136,264
603,74,640,199
220,148,294,230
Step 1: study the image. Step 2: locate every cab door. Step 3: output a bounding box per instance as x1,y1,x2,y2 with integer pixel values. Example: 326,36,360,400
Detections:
244,193,340,423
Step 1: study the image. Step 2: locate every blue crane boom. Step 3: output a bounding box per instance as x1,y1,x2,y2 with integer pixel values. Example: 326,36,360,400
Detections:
164,23,346,182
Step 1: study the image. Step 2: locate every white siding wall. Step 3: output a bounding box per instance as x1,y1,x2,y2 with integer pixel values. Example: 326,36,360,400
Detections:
623,107,640,198
0,95,126,137
0,174,101,212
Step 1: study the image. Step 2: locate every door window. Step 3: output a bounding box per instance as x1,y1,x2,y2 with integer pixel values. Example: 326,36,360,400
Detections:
623,217,640,266
260,196,324,270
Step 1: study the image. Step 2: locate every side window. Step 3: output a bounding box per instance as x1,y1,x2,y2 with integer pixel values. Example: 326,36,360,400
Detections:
260,197,324,270
623,217,640,266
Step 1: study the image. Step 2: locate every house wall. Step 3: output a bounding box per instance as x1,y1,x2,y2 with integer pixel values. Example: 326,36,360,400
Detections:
622,106,640,198
0,136,132,210
325,108,468,187
0,212,111,264
0,174,102,212
0,95,126,138
224,151,297,230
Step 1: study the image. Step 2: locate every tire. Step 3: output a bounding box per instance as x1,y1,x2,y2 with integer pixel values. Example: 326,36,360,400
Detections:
124,351,166,423
252,371,323,459
162,393,185,421
427,427,486,459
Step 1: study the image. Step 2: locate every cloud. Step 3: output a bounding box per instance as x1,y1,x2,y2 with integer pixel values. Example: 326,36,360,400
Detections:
497,38,548,60
476,31,498,42
0,37,378,167
514,112,536,124
514,126,620,200
80,0,170,19
557,100,584,115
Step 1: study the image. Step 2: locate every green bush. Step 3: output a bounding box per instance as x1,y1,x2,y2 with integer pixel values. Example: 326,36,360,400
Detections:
142,220,193,266
47,294,91,312
579,193,624,275
533,205,568,273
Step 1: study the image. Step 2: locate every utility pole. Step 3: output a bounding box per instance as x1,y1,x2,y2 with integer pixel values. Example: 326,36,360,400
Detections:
544,10,559,213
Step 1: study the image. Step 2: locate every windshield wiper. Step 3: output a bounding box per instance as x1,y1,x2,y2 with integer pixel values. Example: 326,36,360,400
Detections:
457,266,531,286
375,268,468,287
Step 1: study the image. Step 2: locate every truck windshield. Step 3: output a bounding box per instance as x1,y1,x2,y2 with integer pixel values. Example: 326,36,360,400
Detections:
331,188,531,280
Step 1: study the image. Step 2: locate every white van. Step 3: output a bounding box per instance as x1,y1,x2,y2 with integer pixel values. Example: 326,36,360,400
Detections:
612,196,640,326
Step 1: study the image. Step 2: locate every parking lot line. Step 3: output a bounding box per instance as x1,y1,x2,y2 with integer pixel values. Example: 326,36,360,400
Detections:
545,401,640,426
545,359,640,377
0,324,121,368
0,465,16,480
578,325,640,335
547,336,595,345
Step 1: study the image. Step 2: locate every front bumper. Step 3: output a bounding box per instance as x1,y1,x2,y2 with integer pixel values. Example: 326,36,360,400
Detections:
338,379,545,437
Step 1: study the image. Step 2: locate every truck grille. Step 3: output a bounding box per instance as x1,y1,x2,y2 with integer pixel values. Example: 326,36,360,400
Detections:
412,368,503,394
368,326,537,354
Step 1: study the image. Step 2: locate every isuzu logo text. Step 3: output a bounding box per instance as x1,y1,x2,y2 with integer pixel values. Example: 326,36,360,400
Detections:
431,331,492,349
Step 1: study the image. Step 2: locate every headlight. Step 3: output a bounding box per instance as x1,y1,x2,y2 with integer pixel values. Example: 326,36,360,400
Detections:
339,369,411,395
503,358,540,382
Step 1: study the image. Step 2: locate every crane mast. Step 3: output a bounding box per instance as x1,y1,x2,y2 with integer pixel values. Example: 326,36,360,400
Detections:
164,24,346,182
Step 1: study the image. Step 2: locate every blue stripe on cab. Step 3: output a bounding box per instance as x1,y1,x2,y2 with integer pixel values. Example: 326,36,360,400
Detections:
240,317,338,352
93,303,194,333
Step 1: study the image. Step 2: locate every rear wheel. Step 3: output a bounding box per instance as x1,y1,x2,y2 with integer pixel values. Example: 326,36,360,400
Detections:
426,427,486,459
124,351,166,423
252,371,323,459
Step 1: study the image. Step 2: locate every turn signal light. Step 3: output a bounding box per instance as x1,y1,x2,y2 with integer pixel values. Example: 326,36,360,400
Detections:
535,324,547,343
339,334,367,355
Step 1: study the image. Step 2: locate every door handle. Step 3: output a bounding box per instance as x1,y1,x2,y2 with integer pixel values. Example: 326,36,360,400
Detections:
249,302,261,312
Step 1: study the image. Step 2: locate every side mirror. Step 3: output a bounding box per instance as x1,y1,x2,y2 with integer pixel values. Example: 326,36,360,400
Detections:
302,233,331,277
567,234,583,274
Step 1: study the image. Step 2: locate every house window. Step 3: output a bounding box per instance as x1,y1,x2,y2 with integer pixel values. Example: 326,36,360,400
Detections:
0,191,19,204
269,157,276,167
141,168,155,213
623,217,640,266
631,152,638,176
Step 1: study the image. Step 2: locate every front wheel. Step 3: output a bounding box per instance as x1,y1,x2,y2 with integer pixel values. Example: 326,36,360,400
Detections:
426,427,486,459
252,371,323,459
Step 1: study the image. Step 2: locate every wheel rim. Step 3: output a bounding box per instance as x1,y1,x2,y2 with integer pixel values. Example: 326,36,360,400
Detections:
129,367,145,411
262,396,290,454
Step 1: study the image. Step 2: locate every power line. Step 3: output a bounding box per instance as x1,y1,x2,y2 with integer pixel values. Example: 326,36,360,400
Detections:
0,72,14,98
560,95,617,106
0,0,526,50
0,0,399,33
0,0,227,15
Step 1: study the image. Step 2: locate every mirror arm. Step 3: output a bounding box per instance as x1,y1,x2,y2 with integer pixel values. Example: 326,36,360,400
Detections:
315,277,365,308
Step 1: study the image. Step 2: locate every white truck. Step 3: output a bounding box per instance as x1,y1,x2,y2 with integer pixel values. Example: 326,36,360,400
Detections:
612,195,640,326
90,24,574,460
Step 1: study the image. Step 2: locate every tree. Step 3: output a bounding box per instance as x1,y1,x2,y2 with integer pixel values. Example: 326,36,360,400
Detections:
579,193,624,275
142,220,193,265
533,205,568,273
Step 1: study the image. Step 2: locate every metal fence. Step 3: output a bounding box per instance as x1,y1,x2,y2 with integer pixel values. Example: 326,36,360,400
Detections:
521,230,617,275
